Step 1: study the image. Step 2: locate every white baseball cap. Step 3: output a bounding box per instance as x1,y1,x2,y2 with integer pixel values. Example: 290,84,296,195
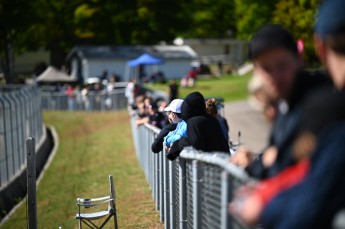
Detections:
164,99,184,113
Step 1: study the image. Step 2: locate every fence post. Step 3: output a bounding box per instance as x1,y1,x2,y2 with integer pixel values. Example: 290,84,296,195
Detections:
220,171,230,229
192,160,201,229
159,150,164,221
26,137,37,229
169,160,176,229
163,149,170,229
179,159,187,229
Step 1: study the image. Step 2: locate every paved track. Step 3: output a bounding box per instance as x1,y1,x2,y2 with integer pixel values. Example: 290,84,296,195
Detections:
224,100,271,153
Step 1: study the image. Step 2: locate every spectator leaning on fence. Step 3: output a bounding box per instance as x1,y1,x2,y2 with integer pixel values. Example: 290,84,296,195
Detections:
167,92,230,160
205,98,229,142
151,122,177,153
163,99,187,149
230,24,331,179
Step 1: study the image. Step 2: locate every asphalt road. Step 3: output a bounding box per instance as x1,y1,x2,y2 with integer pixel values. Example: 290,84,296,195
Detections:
224,100,271,153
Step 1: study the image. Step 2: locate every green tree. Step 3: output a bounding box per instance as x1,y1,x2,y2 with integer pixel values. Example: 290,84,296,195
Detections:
0,0,37,83
234,0,276,39
272,0,322,63
183,0,236,38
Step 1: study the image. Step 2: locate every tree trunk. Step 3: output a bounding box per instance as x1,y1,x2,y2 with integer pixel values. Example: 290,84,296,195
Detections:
49,40,66,69
1,32,15,84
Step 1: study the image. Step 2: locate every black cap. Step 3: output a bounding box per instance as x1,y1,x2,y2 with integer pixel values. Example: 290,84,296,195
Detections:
315,0,345,39
249,24,298,60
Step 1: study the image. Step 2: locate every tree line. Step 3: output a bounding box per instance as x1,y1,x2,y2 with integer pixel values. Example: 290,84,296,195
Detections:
0,0,321,83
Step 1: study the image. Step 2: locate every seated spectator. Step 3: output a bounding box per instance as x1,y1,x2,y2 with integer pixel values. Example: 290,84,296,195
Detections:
167,92,230,160
205,98,229,142
163,99,187,148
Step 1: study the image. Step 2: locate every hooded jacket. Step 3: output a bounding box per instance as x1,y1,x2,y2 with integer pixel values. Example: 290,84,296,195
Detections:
151,123,177,153
167,92,229,160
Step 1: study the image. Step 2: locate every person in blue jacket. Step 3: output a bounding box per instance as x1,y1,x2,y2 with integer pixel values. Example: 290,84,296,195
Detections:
163,99,187,148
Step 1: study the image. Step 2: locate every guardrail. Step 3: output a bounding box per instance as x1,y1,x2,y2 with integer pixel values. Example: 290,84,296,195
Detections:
130,110,253,229
0,85,44,187
41,89,127,111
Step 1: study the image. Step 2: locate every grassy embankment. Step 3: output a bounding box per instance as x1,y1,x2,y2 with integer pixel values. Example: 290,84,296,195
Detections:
1,111,163,229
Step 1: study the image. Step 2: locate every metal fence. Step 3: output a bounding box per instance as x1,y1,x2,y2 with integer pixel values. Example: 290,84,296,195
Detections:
130,111,253,229
0,85,43,187
41,89,127,111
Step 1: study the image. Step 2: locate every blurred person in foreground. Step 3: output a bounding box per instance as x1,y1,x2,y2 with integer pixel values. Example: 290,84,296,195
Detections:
231,1,345,228
167,92,229,160
205,98,230,142
163,99,187,149
230,24,331,179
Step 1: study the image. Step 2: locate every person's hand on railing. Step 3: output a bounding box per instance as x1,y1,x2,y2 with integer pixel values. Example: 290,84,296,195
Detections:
262,146,278,168
229,147,254,168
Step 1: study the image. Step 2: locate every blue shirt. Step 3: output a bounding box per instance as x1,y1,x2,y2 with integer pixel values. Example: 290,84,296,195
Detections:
164,120,187,147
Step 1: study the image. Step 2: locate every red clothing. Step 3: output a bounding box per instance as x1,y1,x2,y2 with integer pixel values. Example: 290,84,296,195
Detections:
253,159,310,205
188,69,196,79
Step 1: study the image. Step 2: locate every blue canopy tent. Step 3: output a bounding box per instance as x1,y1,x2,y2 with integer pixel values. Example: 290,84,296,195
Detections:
125,53,164,81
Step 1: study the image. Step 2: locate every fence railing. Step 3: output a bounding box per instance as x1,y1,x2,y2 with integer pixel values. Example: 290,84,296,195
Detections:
0,85,43,187
41,89,127,111
130,110,253,229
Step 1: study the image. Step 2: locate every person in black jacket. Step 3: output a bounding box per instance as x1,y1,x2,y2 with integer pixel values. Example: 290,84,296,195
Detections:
151,123,177,153
230,24,332,179
167,92,229,160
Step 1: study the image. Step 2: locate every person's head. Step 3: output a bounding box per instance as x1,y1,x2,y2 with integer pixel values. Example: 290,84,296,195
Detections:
164,99,184,123
250,24,302,101
181,92,206,120
205,99,218,118
148,102,159,115
248,75,278,122
314,0,345,90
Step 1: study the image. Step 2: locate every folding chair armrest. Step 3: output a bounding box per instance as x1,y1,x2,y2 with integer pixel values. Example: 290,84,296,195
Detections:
76,196,113,208
77,196,110,202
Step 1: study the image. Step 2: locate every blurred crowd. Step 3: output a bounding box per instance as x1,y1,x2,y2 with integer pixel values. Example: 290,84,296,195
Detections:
44,75,123,111
129,84,231,159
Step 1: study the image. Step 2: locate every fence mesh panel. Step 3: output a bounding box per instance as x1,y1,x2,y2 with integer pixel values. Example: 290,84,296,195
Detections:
130,110,253,229
174,159,180,229
186,160,193,229
200,162,223,229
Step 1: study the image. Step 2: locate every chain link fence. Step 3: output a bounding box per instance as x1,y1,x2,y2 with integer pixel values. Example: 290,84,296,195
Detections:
130,110,253,229
41,89,127,111
0,85,44,187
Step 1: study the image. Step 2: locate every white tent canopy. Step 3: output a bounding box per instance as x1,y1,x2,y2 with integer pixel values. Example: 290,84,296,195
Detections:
36,66,77,83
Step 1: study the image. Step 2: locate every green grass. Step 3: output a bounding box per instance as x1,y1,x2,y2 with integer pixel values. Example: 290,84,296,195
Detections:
1,111,163,229
146,74,251,102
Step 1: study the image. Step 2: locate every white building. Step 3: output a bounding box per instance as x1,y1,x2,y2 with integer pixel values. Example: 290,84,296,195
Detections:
66,45,197,83
181,38,249,65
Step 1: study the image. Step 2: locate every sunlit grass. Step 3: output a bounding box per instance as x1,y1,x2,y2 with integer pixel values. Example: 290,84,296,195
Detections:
146,74,251,102
1,111,162,229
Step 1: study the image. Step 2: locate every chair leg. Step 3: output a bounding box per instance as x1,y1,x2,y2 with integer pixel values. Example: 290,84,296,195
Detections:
79,218,83,229
84,219,99,229
114,212,119,229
